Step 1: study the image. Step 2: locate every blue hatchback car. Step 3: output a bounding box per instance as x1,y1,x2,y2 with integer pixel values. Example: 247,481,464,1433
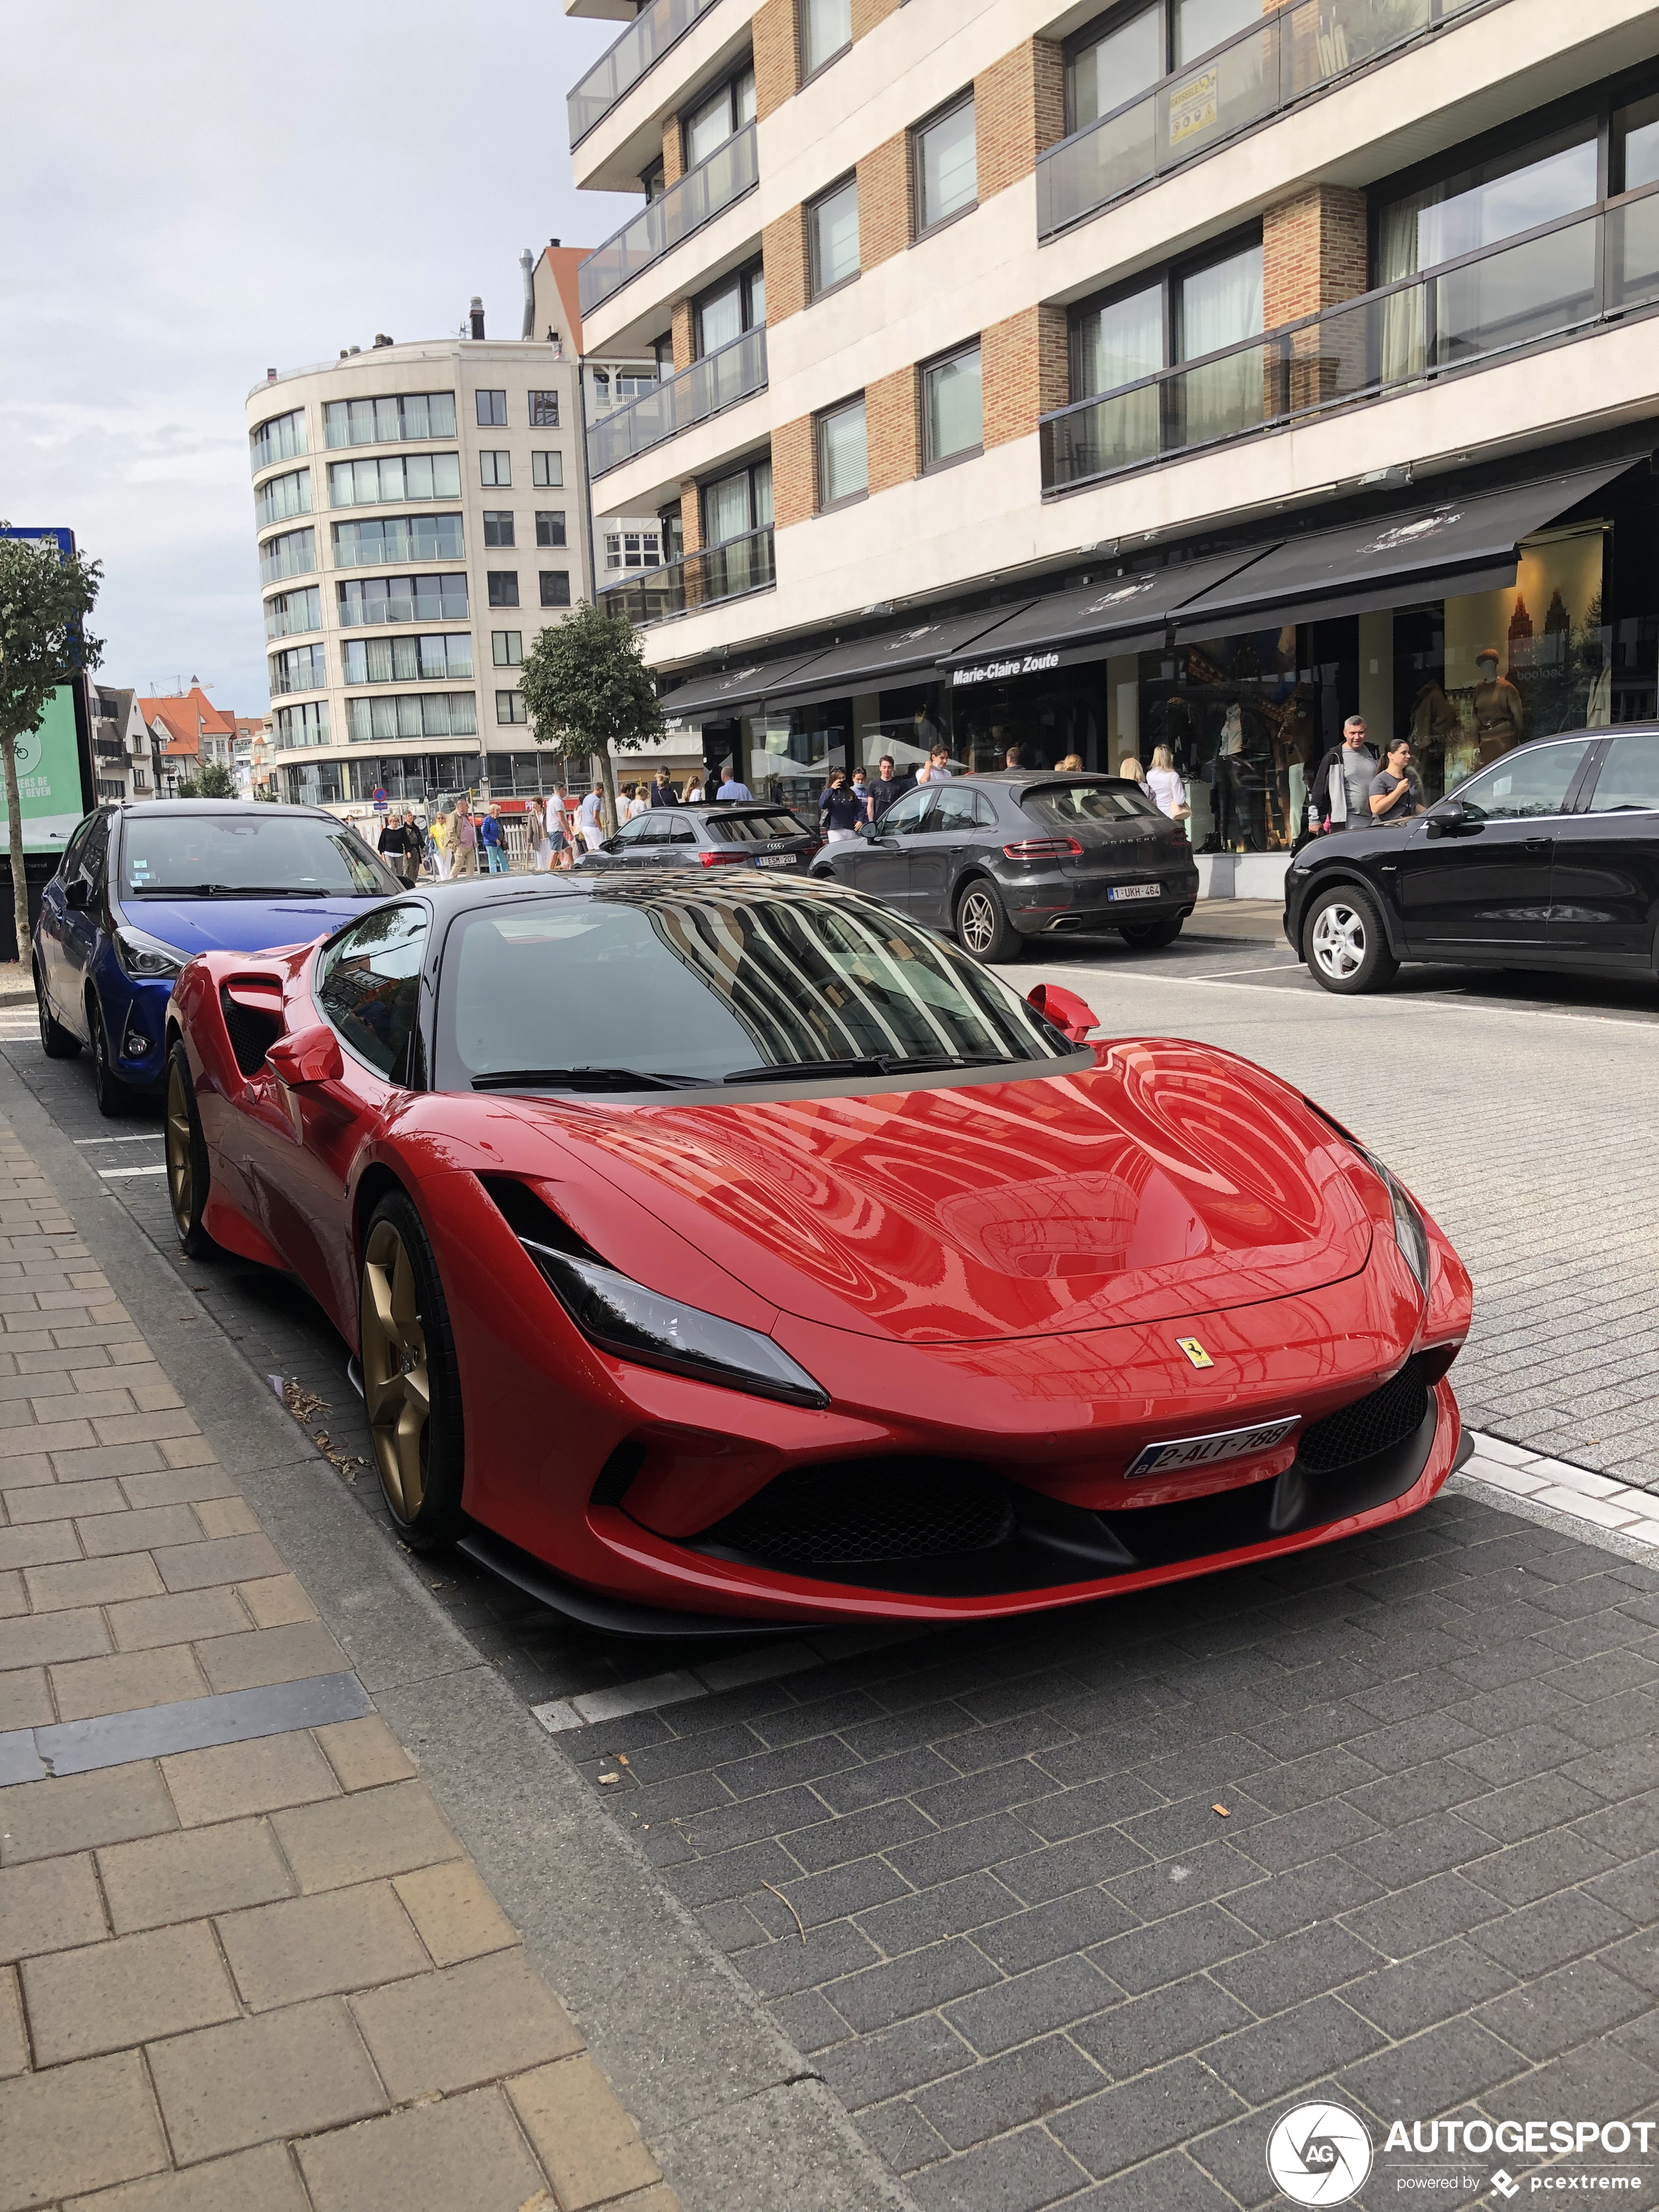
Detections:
33,800,402,1114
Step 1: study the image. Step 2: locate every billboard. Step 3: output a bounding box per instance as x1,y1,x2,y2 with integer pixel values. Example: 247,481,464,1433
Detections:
0,528,96,852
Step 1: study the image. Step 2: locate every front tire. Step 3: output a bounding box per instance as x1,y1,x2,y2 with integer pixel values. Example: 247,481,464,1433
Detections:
1305,884,1399,995
955,880,1024,964
165,1045,217,1258
359,1191,465,1550
1116,915,1184,950
35,966,79,1059
88,992,132,1117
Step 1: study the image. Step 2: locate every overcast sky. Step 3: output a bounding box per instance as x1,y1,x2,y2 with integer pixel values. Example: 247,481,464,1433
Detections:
1,0,637,716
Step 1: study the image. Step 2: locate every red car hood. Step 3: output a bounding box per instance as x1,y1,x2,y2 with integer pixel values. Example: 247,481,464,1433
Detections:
483,1039,1378,1347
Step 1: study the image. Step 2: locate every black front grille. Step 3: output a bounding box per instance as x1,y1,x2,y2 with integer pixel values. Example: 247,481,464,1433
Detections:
219,990,283,1078
1297,1356,1430,1473
706,1459,1016,1567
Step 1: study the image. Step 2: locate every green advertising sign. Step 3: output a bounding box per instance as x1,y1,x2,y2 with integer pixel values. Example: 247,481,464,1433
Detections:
0,682,88,854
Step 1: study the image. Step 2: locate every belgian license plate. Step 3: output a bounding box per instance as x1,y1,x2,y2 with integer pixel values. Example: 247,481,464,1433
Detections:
753,854,796,868
1108,882,1161,902
1125,1417,1299,1479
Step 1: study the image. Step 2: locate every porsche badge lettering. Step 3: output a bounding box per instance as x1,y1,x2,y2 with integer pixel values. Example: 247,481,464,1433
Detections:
1177,1337,1214,1368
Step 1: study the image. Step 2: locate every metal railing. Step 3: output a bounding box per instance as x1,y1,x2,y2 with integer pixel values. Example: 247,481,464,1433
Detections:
568,0,722,146
1042,186,1659,492
588,327,767,476
1038,0,1485,240
600,523,775,626
579,123,759,317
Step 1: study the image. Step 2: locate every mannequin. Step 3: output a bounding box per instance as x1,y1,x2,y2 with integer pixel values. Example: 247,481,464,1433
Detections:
1408,677,1457,802
1470,647,1525,765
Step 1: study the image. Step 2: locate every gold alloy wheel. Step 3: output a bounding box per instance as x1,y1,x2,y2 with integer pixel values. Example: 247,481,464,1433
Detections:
361,1217,430,1521
165,1058,194,1239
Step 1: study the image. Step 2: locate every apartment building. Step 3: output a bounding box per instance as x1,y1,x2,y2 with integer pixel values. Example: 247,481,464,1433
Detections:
568,0,1659,885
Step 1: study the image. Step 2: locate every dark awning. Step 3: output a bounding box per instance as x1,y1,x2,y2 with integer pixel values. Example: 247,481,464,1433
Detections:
764,608,1033,707
658,649,837,723
939,547,1282,683
1171,463,1634,641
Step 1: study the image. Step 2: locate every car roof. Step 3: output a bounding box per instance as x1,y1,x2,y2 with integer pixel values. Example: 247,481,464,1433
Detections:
110,800,342,821
368,870,841,920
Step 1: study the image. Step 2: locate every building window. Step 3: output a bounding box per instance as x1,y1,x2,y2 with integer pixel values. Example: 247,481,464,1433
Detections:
800,0,852,78
809,176,860,299
337,573,468,626
528,391,561,427
250,408,306,472
922,342,984,468
540,571,572,607
253,468,311,528
1070,233,1263,449
488,571,519,607
476,389,507,426
332,514,465,568
282,760,345,805
480,451,511,487
345,692,479,742
532,450,563,488
1376,118,1600,287
259,527,317,585
275,701,331,749
535,510,567,547
483,512,516,548
491,630,523,665
701,460,773,547
329,453,461,507
342,634,474,684
264,585,321,639
695,261,765,357
496,690,528,724
324,393,457,448
815,398,867,508
915,93,977,234
685,65,756,167
604,530,663,571
270,644,328,696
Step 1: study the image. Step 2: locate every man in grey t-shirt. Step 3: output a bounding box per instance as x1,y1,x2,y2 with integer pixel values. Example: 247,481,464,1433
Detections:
1309,716,1379,833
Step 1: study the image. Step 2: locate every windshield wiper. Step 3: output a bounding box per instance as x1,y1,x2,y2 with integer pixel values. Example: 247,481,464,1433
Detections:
123,884,344,899
722,1051,1010,1084
470,1066,708,1093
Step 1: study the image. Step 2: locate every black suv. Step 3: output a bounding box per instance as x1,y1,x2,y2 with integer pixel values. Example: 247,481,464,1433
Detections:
578,803,822,876
813,773,1199,961
1285,727,1659,992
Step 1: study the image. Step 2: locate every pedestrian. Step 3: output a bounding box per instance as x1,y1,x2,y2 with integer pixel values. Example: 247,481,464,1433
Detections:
376,812,410,884
1055,752,1083,772
1118,755,1148,788
624,783,649,822
819,768,865,844
429,808,452,880
1369,737,1423,824
867,754,913,818
453,801,479,874
849,766,874,824
682,774,705,806
716,762,752,801
1309,715,1379,835
649,773,673,807
918,743,954,784
527,797,553,871
1146,744,1191,824
1004,743,1027,770
477,803,506,874
545,790,572,871
577,786,605,852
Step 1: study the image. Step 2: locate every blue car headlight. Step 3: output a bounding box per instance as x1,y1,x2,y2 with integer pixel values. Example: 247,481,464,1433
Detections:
112,925,187,980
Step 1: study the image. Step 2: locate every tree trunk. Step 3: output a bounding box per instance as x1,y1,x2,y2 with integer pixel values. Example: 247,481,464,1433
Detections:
1,733,28,973
595,746,620,839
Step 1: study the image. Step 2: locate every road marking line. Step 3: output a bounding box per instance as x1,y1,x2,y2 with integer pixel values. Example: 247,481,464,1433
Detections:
76,1134,165,1146
98,1164,168,1179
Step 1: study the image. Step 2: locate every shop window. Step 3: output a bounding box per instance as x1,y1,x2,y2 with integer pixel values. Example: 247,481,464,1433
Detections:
809,176,860,299
914,94,977,236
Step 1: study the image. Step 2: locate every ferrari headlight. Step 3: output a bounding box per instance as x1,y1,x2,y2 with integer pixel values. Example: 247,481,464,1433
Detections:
112,925,187,980
1303,1099,1430,1298
523,1240,829,1409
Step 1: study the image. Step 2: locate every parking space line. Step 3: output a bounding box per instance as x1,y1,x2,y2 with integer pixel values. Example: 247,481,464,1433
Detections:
76,1134,165,1146
98,1164,168,1179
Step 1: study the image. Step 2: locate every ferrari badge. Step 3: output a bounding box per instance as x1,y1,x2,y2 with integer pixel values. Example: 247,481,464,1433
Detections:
1176,1338,1215,1369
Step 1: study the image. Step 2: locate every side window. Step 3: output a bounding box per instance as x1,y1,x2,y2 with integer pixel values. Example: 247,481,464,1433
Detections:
613,816,652,845
1587,735,1659,813
78,814,112,896
934,786,991,830
58,816,93,885
880,789,933,835
315,905,428,1082
1455,739,1592,822
667,816,698,844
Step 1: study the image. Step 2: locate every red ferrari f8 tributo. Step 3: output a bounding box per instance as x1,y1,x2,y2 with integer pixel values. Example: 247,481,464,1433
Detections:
163,872,1471,1631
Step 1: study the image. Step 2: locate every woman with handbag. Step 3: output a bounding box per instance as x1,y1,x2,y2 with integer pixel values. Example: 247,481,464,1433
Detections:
1147,745,1191,827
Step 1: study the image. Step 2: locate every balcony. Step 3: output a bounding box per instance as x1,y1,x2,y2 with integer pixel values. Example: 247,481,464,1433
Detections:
568,0,722,147
1037,0,1484,242
259,532,319,586
588,328,767,477
1041,185,1659,492
600,524,775,626
579,122,758,317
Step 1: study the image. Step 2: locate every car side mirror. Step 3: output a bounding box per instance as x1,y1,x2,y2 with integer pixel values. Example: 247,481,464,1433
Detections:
1425,798,1467,839
266,1023,344,1087
602,837,622,854
63,880,90,912
1026,982,1099,1044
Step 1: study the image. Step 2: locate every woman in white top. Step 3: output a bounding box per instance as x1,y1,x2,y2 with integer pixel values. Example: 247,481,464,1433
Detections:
527,798,553,872
1118,755,1148,788
1146,745,1190,824
623,785,649,822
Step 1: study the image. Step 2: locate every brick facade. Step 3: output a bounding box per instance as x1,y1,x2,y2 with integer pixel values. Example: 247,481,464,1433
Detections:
866,367,920,494
851,0,902,34
1263,184,1369,413
753,0,797,120
661,116,684,188
762,207,809,327
677,484,703,556
981,304,1069,449
771,414,817,530
670,298,695,372
975,39,1067,202
856,131,910,271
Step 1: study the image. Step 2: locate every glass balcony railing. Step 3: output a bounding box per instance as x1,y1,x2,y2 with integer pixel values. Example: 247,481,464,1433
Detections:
600,524,775,626
568,0,722,146
259,532,319,585
1042,187,1659,492
1038,0,1485,240
588,328,767,477
579,123,759,317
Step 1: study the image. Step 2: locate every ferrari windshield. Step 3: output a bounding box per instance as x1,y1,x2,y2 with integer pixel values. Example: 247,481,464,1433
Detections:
119,815,398,899
436,883,1074,1091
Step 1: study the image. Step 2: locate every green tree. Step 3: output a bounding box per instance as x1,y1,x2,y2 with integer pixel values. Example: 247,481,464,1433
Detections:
0,527,103,963
518,599,661,838
195,762,235,799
